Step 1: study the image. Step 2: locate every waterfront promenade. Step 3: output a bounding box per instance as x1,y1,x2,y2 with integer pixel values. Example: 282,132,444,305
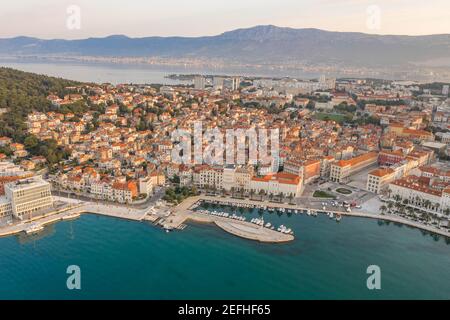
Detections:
0,197,159,238
166,195,450,239
1,193,449,241
0,204,83,237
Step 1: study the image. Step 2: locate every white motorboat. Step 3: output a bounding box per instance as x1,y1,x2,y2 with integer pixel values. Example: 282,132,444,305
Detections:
25,224,44,235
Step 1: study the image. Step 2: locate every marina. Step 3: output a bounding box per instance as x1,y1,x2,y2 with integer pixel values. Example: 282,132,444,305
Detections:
162,195,450,240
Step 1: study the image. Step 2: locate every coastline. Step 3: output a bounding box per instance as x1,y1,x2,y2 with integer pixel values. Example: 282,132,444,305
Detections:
172,196,450,239
0,195,449,241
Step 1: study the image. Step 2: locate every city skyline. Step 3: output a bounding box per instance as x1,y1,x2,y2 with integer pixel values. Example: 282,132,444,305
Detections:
1,0,449,39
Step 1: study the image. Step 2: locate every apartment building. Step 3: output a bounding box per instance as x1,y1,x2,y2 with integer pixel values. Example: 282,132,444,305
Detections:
283,158,320,184
4,176,53,220
367,168,396,194
193,165,223,190
388,175,447,212
320,156,335,178
112,181,138,203
138,176,154,195
250,172,303,198
330,152,378,183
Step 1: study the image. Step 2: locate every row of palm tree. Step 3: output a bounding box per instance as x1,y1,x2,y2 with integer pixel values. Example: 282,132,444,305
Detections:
380,194,450,227
201,185,295,203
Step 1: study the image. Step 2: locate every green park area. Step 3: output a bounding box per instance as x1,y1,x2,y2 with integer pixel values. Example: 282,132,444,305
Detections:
313,190,336,199
336,188,352,195
314,112,347,123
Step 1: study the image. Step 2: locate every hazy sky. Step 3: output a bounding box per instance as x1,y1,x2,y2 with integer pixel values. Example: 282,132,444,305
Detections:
1,0,449,39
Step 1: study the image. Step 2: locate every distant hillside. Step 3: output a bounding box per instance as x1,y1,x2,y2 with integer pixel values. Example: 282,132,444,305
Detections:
1,25,449,68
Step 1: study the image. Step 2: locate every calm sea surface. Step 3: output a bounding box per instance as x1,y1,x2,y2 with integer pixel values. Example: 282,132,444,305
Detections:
0,211,449,299
0,60,323,84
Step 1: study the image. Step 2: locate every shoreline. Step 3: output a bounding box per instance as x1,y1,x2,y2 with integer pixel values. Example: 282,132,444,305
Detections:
0,195,449,241
181,196,450,239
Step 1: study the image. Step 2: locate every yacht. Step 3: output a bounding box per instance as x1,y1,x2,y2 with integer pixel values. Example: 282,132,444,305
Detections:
25,224,44,235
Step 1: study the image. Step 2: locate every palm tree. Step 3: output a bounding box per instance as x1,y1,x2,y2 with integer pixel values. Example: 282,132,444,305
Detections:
415,196,421,206
387,202,394,213
288,194,294,204
380,205,387,215
407,207,414,217
444,208,450,217
435,203,440,213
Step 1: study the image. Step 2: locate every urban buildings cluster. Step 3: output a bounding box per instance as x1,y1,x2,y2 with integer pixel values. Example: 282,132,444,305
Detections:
0,74,449,223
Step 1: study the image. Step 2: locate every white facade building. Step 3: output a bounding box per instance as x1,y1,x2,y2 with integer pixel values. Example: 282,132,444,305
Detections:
4,176,53,220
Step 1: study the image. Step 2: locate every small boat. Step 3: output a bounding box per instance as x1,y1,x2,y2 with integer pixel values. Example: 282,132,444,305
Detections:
329,212,334,219
336,214,342,222
265,222,272,228
25,224,44,235
306,210,311,216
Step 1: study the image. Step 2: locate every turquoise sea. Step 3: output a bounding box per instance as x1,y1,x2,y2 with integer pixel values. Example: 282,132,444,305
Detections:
0,209,449,300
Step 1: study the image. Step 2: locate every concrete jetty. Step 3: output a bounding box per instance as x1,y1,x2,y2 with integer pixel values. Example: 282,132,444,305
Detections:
189,211,293,243
160,196,294,243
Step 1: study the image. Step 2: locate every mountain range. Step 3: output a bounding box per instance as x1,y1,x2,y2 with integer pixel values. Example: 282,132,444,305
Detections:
1,25,450,68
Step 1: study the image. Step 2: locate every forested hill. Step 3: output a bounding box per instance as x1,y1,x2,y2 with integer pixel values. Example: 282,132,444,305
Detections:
0,67,82,141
